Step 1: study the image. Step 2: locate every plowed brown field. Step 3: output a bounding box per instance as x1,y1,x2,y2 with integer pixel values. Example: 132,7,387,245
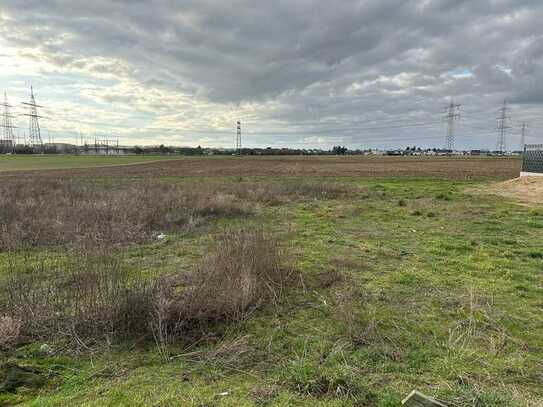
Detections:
0,156,520,179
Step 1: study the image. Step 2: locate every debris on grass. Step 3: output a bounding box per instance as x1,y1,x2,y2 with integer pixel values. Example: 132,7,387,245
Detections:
39,344,53,356
402,390,447,406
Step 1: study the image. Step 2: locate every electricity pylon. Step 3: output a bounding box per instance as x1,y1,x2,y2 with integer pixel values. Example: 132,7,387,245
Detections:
1,91,16,151
444,99,461,151
22,86,44,151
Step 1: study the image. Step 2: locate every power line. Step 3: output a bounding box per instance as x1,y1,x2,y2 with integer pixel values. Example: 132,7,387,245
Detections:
241,114,443,128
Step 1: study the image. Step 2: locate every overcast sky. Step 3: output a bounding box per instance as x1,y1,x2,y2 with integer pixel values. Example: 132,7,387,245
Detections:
1,0,542,149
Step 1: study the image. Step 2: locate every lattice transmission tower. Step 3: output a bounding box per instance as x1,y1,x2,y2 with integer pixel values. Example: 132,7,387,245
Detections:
496,100,511,154
22,86,44,151
236,120,242,154
444,99,461,151
1,91,16,150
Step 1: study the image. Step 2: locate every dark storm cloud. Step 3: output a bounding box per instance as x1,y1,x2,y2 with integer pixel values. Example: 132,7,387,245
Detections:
1,0,542,148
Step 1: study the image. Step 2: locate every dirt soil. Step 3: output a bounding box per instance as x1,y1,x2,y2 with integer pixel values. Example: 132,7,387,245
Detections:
0,156,521,179
483,176,543,205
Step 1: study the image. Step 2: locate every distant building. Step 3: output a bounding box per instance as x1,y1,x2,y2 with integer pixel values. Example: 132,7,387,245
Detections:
78,143,129,155
43,143,75,153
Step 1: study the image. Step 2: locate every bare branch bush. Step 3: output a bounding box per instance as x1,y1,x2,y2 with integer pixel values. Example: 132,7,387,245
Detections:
0,228,293,349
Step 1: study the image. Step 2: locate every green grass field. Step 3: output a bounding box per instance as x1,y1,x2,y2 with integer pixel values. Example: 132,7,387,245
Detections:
0,155,184,172
1,173,541,406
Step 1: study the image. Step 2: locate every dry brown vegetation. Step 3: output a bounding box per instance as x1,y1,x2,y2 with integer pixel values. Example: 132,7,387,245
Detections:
0,316,21,349
0,179,247,248
0,178,357,249
183,228,292,322
228,178,360,205
0,228,292,349
0,175,338,348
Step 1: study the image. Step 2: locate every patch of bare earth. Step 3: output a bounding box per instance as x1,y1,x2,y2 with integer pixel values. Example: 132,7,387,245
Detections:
478,176,543,205
0,156,521,180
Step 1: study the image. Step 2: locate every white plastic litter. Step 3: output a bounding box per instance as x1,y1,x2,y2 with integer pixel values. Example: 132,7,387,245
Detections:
40,343,53,355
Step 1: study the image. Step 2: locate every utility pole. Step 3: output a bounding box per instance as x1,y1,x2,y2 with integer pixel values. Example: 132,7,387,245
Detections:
520,122,527,151
22,86,44,152
236,120,242,154
1,91,17,152
444,99,461,151
496,100,511,154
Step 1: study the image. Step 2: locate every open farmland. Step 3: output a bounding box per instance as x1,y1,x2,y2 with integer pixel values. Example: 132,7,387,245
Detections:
0,155,186,172
0,156,541,407
0,155,521,179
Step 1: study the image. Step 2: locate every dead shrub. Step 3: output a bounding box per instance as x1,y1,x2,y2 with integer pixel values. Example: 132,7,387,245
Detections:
0,251,160,345
184,228,292,320
157,228,293,344
0,228,292,349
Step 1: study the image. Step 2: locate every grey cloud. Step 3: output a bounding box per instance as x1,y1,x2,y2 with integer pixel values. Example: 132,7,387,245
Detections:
1,0,542,148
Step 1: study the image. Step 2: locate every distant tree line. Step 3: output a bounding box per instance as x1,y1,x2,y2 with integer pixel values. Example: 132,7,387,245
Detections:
0,143,514,156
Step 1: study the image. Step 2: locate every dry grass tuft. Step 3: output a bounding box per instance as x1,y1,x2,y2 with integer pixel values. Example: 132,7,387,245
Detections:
334,287,380,347
183,228,292,322
1,252,159,345
205,335,253,367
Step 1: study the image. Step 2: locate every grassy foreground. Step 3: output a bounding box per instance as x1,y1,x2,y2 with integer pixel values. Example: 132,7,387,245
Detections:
0,155,184,172
1,176,542,406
